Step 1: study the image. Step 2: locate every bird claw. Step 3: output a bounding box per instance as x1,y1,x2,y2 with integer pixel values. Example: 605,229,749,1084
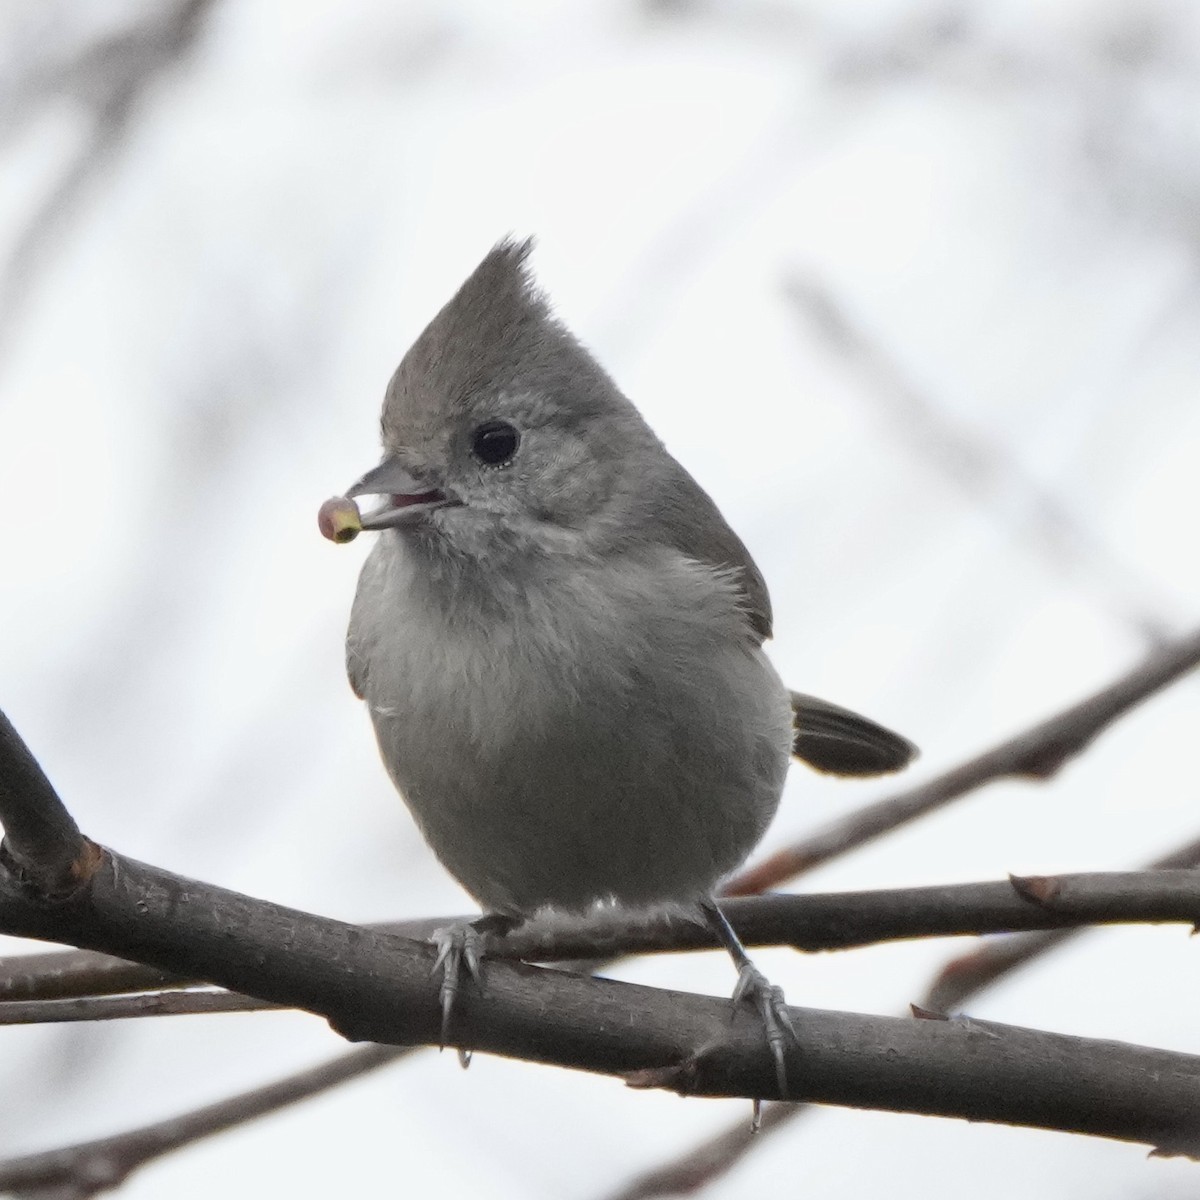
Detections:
431,922,488,1058
732,962,797,1100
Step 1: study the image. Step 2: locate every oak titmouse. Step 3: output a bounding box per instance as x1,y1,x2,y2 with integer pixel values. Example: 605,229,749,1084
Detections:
323,239,916,1091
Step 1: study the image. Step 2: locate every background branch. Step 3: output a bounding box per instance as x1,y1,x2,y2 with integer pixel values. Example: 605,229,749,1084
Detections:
784,276,1177,642
922,833,1200,1011
0,1044,402,1199
724,625,1200,895
0,948,182,1002
0,0,218,364
0,988,275,1026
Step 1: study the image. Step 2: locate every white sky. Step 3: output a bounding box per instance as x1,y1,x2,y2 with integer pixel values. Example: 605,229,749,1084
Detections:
1,1,1199,1197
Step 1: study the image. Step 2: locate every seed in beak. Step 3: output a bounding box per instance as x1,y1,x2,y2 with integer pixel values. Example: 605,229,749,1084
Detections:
318,496,363,543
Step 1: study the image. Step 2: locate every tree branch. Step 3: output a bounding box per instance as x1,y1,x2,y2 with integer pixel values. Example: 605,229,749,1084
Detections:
2,711,1200,1168
0,711,99,895
723,624,1200,895
607,833,1200,1199
9,869,1200,1026
0,832,1199,1153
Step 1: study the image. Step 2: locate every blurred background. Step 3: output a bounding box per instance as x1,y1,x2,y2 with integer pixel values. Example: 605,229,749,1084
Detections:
1,0,1199,1196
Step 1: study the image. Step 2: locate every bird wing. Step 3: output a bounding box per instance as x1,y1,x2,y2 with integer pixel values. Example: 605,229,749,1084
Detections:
640,458,774,642
637,459,917,777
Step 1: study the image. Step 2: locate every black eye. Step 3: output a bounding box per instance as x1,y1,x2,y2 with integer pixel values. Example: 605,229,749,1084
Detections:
470,420,520,467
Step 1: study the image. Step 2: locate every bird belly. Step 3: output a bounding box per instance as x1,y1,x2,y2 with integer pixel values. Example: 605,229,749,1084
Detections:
355,544,793,916
368,634,791,915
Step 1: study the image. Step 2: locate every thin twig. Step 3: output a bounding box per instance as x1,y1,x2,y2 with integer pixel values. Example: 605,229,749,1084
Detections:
922,834,1200,1011
0,1044,403,1198
723,625,1200,895
505,870,1200,959
0,948,183,1002
0,988,276,1026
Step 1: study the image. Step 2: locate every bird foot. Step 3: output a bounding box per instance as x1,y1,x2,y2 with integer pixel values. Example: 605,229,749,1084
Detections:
431,921,488,1064
731,962,798,1102
430,913,519,1066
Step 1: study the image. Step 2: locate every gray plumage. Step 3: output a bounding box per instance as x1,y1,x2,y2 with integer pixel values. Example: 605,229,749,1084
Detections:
345,238,795,916
339,240,918,1083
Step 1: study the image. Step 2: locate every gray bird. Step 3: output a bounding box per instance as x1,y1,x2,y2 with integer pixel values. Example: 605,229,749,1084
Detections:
334,239,915,1092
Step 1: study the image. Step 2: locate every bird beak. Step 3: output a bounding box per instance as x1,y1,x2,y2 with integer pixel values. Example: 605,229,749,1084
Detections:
345,457,456,530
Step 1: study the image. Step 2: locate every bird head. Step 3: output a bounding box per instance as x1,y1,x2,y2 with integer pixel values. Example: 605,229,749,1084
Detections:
343,239,654,556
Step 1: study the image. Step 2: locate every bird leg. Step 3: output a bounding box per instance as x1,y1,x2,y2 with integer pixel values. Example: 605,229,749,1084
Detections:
431,911,521,1063
700,897,797,1115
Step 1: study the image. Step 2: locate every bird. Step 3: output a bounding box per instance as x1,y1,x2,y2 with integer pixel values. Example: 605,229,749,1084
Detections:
321,238,916,1096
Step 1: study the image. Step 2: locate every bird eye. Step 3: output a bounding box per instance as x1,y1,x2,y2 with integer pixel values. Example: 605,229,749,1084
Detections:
470,420,520,467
